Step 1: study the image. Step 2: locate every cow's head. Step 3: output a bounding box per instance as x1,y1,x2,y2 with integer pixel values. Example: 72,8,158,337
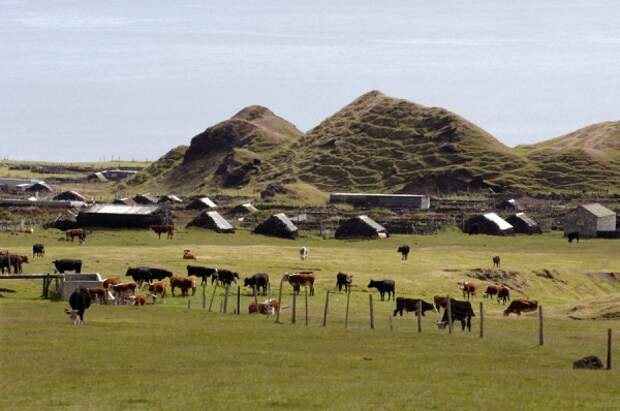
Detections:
243,278,251,287
65,309,81,325
436,321,448,330
503,309,512,316
367,280,377,288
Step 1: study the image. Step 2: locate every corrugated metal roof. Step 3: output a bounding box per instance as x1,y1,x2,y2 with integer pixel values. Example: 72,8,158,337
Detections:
331,192,428,198
206,211,233,230
198,197,217,208
513,212,538,227
580,203,615,218
483,212,513,231
358,215,387,232
274,213,298,232
82,204,161,215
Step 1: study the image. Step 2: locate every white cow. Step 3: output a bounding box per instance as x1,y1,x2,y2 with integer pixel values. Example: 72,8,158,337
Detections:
299,247,309,260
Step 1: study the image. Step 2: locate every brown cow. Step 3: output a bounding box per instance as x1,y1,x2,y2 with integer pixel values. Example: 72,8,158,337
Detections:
504,299,538,316
133,294,146,306
283,272,315,296
65,229,87,243
87,287,107,304
433,295,448,311
458,281,476,300
182,250,196,260
110,282,137,302
103,276,121,289
150,225,174,239
148,282,166,299
484,284,501,301
492,256,501,269
248,299,280,315
170,276,196,297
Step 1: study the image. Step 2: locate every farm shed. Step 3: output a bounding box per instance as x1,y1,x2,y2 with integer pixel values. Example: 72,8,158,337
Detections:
335,215,389,239
254,213,298,239
231,203,258,214
0,178,49,192
187,211,234,233
186,197,217,210
464,213,514,235
506,212,542,234
53,191,89,202
0,198,84,209
77,204,165,228
330,193,430,210
23,182,53,193
564,203,617,238
133,194,160,205
87,169,138,182
496,198,524,212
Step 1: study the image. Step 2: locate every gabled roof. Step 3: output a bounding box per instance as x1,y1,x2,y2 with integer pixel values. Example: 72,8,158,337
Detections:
357,215,387,233
580,203,616,218
512,212,538,227
483,212,513,231
205,211,234,231
81,204,161,215
273,213,298,232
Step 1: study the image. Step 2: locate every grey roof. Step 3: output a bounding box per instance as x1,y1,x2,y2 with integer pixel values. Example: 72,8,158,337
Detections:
331,192,428,198
0,178,46,188
483,212,513,231
357,215,387,232
580,203,616,218
196,197,216,207
205,211,233,230
81,204,161,215
512,212,538,227
274,213,298,232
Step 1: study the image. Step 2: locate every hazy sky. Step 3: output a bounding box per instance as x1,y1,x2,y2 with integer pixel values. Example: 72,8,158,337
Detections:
1,0,619,161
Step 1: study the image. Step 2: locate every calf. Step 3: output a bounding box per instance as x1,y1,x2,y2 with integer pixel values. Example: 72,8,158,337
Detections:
248,299,280,315
492,256,501,269
458,281,476,300
53,259,82,274
103,276,121,289
397,245,410,261
437,299,475,331
87,287,107,304
393,297,435,317
484,284,501,301
183,249,196,260
299,247,309,261
504,299,537,316
283,272,315,296
244,273,270,295
66,287,91,325
32,243,45,258
212,269,239,286
187,265,217,285
110,283,137,302
148,282,166,299
170,276,196,297
367,279,395,301
336,272,352,292
133,294,146,306
497,286,510,304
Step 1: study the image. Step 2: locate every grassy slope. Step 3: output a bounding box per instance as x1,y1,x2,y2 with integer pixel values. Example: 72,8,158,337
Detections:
1,229,619,409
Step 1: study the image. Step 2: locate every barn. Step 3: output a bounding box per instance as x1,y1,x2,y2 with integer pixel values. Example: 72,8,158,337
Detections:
464,213,514,235
186,197,217,210
564,203,617,238
22,182,52,193
335,215,389,239
254,213,298,239
187,211,234,233
53,191,90,202
231,203,258,214
506,212,542,234
77,204,165,228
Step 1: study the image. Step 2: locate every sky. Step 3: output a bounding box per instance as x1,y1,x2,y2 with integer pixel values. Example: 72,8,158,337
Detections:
1,0,619,161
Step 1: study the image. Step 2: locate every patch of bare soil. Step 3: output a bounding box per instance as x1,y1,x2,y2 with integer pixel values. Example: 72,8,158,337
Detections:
567,295,620,320
533,269,568,285
466,268,528,291
586,272,620,283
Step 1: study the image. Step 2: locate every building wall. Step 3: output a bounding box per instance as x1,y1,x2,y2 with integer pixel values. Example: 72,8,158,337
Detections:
564,208,598,238
597,215,617,233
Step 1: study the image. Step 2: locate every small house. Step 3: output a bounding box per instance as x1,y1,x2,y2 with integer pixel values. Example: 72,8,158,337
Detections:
464,213,514,235
231,203,258,214
23,182,52,193
564,203,617,238
506,212,542,234
254,213,298,239
187,211,234,233
186,197,217,210
335,215,389,239
53,191,90,202
77,204,165,228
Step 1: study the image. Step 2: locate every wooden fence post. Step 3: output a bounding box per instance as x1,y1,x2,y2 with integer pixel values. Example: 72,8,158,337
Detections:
223,285,229,313
607,329,612,370
304,289,309,326
345,289,351,329
236,286,240,315
202,284,206,309
275,277,284,324
447,295,453,334
480,302,484,338
389,314,393,331
187,299,191,309
208,280,218,312
322,291,330,327
369,294,375,329
539,306,544,346
292,292,297,324
417,301,422,333
253,285,259,308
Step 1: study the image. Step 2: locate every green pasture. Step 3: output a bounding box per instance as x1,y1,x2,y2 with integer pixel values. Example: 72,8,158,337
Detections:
0,229,619,410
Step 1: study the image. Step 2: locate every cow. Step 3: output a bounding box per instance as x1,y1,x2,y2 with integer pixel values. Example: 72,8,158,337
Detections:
504,299,538,316
65,228,87,243
248,299,280,315
393,297,435,317
110,283,138,302
133,294,146,306
0,254,25,274
103,276,121,289
497,286,510,304
187,265,217,285
299,247,309,261
433,295,448,311
150,268,173,282
283,272,315,296
492,256,501,269
437,299,475,331
398,245,410,261
212,269,239,286
484,284,501,300
148,282,166,299
66,287,91,325
150,224,174,239
336,272,352,292
53,259,82,274
125,267,151,286
32,243,45,258
170,276,196,297
458,281,476,300
87,287,107,304
567,232,580,243
367,279,395,301
183,249,196,260
244,273,270,295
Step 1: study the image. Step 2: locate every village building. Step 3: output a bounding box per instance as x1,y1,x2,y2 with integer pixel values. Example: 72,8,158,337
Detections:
464,212,514,235
506,212,542,234
564,203,617,238
186,197,217,210
76,204,165,228
187,211,234,233
335,215,389,239
254,213,298,239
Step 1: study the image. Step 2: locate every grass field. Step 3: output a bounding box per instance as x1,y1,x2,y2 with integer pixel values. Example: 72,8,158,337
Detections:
1,229,619,410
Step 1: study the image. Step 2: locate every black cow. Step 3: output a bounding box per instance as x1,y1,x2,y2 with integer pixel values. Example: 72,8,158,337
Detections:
393,297,435,317
398,245,410,261
336,272,353,292
33,244,45,258
53,259,82,274
66,287,91,325
367,279,395,301
244,273,270,295
437,299,475,331
497,287,510,304
187,265,217,285
0,255,22,274
567,232,580,243
150,268,173,282
213,269,240,286
125,267,152,285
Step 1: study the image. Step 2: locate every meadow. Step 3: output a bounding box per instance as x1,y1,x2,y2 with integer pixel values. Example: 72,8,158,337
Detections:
1,228,619,410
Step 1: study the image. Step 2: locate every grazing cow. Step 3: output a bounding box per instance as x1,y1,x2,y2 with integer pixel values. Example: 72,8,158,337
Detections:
183,249,196,260
87,287,107,304
125,267,151,286
437,299,475,331
133,294,146,306
0,254,25,273
497,286,511,304
398,245,410,261
336,272,353,292
299,247,309,261
187,265,217,285
149,268,173,282
484,284,501,301
150,224,174,239
110,283,137,302
393,297,435,317
433,295,448,311
32,243,45,258
103,276,121,289
148,282,166,299
244,273,270,295
567,232,580,243
65,228,87,243
53,259,82,274
66,287,91,325
504,299,538,316
492,256,501,269
212,269,240,286
367,279,395,301
458,281,476,300
248,299,280,315
283,272,315,296
170,276,196,297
